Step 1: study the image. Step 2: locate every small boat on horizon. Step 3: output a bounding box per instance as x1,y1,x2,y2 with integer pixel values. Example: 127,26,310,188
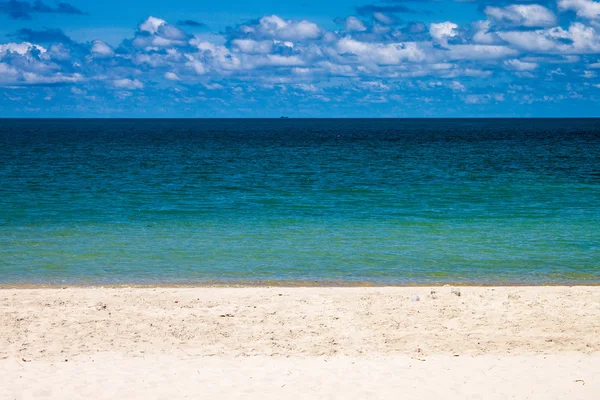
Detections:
280,116,290,119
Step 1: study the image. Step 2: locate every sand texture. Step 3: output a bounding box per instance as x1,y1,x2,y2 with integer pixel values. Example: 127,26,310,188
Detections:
1,286,599,399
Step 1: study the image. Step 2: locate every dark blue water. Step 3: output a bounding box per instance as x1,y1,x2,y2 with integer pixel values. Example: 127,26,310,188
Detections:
1,119,599,284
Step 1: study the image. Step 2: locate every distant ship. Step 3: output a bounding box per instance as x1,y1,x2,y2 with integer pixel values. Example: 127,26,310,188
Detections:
280,116,289,119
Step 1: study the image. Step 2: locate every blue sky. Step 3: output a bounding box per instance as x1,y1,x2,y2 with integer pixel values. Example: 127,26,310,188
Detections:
1,0,600,117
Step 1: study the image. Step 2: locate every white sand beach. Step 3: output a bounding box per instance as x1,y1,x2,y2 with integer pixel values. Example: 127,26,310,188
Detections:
1,286,599,399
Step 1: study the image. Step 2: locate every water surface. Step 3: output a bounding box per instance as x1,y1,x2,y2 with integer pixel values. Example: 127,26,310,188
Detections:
1,119,599,284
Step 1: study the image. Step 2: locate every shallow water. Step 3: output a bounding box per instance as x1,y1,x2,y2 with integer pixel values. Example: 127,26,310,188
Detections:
1,118,599,284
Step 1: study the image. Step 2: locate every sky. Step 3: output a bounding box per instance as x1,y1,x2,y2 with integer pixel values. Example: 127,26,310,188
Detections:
1,0,600,117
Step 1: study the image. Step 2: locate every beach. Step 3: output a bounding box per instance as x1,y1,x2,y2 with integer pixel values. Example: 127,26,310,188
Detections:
1,286,599,399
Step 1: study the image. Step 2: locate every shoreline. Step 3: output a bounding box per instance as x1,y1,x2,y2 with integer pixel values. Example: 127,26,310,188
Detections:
2,280,600,289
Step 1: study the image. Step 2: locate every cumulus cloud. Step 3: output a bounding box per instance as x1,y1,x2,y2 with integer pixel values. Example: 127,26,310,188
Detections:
0,41,46,55
344,16,368,32
133,16,190,49
471,20,501,44
164,72,180,80
373,12,394,25
449,81,466,91
90,40,114,58
112,79,144,90
498,23,600,54
186,58,207,75
238,15,322,41
430,21,459,47
464,93,505,104
294,83,320,92
446,44,518,60
140,16,167,34
505,59,539,71
336,37,425,64
558,0,600,20
263,54,305,66
1,9,600,113
485,5,557,28
0,62,19,82
23,72,83,85
231,39,273,54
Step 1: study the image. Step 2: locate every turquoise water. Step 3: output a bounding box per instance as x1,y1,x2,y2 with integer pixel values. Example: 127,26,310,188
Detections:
1,119,599,284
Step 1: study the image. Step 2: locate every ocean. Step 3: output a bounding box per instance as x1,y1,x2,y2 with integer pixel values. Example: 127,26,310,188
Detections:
1,118,599,285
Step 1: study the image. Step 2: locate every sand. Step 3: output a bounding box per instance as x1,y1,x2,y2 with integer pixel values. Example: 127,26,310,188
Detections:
1,286,599,399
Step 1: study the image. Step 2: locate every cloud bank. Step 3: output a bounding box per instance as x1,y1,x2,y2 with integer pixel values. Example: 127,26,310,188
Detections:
2,1,600,116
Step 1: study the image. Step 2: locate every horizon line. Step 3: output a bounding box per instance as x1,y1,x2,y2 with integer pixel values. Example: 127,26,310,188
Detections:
2,117,600,120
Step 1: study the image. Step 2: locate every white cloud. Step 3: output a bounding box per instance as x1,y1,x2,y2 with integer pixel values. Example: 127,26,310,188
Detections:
442,68,493,78
0,42,46,56
337,38,425,64
90,40,114,58
294,83,319,92
134,17,189,49
71,87,86,95
449,81,466,92
242,15,322,41
373,12,393,25
190,40,242,71
263,54,305,67
344,16,367,32
360,81,390,91
430,22,459,47
464,93,505,104
23,72,83,84
164,72,180,80
505,59,539,71
203,83,223,90
3,10,600,104
485,5,557,28
186,59,207,74
472,20,500,45
48,44,70,61
292,67,312,76
112,78,144,89
140,16,167,34
498,23,600,54
558,0,600,20
446,44,518,60
317,61,356,76
232,39,273,54
160,25,188,41
0,63,19,82
498,30,557,52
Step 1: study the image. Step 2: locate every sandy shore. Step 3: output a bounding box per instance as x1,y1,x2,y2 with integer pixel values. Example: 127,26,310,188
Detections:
1,286,599,399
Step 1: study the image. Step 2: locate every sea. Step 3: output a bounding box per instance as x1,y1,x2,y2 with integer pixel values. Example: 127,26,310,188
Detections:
1,118,599,285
